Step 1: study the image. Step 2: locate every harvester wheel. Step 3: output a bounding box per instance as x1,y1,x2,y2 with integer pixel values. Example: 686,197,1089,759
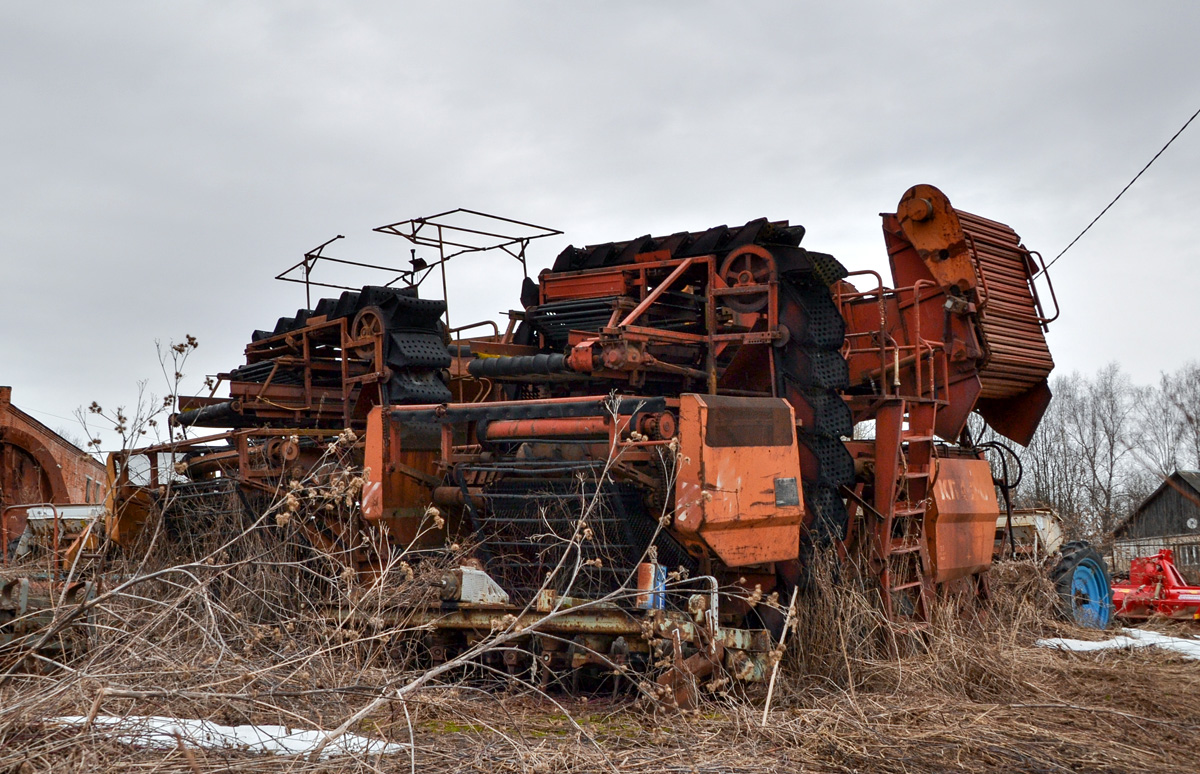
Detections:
1050,540,1112,629
351,306,387,360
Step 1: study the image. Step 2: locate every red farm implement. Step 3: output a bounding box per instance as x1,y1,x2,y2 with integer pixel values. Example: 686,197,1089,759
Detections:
1112,549,1200,622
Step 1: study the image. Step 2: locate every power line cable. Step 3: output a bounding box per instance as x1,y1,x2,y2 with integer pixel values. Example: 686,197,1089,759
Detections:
16,404,80,425
1038,104,1200,278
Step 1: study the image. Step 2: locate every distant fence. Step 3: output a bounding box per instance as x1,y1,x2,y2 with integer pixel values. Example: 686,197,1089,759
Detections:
1112,535,1200,579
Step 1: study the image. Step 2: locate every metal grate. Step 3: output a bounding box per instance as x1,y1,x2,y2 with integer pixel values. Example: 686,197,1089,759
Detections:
466,477,695,605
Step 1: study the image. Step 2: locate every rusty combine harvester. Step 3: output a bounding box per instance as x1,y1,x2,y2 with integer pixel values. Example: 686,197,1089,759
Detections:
3,187,1071,698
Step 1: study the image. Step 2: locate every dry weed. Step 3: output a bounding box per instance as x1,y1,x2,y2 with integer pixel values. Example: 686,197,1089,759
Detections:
3,500,1198,774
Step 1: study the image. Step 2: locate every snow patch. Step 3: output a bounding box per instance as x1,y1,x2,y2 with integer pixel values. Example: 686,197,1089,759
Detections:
1036,628,1200,660
53,715,410,759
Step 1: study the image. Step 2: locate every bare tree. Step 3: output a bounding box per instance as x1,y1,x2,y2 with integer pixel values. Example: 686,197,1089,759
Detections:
1166,361,1200,470
1011,374,1086,535
1006,365,1163,541
1131,378,1183,478
1071,364,1141,535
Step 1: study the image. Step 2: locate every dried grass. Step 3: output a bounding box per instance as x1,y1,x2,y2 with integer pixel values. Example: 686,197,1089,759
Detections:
3,495,1199,774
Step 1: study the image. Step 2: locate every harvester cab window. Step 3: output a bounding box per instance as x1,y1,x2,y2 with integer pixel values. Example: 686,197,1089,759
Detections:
124,453,190,486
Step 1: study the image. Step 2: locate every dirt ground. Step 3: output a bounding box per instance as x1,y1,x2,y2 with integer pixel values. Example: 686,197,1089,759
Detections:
3,561,1198,774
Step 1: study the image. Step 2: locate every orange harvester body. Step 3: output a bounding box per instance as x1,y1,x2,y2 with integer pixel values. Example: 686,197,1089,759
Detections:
5,187,1059,694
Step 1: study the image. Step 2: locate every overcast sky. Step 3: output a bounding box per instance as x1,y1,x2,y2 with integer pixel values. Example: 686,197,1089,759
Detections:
2,2,1197,448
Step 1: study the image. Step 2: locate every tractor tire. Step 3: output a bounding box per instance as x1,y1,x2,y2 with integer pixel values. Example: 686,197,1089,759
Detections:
1050,540,1113,629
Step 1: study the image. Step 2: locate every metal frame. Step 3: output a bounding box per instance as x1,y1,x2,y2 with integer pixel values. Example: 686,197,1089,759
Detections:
532,252,781,395
275,210,561,329
375,209,562,331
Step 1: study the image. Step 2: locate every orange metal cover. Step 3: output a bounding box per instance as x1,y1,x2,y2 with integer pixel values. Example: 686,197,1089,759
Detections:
363,407,441,547
541,269,630,302
926,458,999,583
673,394,804,567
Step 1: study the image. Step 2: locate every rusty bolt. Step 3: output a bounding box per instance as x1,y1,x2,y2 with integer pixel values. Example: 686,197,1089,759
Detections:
900,197,934,223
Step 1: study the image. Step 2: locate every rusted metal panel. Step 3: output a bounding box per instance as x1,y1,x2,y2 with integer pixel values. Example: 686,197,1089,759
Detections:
894,184,981,293
926,458,1000,583
842,186,1055,447
541,269,631,302
674,394,804,566
362,407,442,548
958,210,1055,400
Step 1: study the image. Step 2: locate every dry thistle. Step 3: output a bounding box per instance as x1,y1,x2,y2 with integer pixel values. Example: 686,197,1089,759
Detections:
491,613,518,632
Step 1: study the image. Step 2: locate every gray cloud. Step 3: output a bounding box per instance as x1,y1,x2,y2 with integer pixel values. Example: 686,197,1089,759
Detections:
2,1,1197,444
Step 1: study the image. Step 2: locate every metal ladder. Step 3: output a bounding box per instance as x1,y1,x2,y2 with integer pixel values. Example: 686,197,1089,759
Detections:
873,398,938,624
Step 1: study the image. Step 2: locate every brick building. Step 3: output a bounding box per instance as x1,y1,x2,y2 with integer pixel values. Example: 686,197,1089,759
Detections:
0,386,106,512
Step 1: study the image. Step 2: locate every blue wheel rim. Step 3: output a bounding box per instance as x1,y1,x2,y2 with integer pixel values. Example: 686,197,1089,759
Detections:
1070,558,1111,628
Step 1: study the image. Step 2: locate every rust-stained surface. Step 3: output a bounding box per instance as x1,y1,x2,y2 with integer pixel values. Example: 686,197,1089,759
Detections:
841,185,1054,446
959,212,1056,391
171,285,454,434
960,210,1057,444
73,185,1059,676
674,395,804,567
926,458,1001,584
894,184,981,293
362,406,441,548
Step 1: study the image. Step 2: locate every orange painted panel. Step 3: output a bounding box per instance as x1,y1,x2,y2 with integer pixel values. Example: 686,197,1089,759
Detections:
926,458,999,583
541,270,630,302
674,394,804,567
364,407,441,547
